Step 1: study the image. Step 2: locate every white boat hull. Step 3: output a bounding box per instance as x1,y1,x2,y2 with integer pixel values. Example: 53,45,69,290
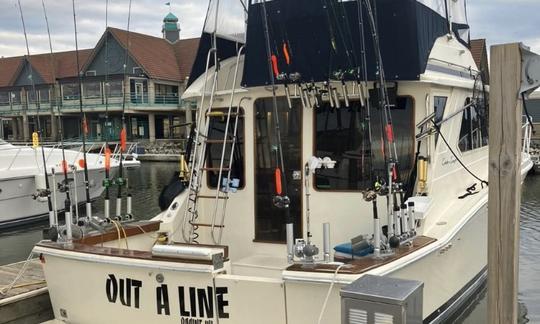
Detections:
0,168,112,228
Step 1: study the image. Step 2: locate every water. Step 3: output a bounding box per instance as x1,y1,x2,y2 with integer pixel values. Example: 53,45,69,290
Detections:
0,162,539,323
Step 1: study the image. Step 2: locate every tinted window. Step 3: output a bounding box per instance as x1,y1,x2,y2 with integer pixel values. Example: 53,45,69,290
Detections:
206,108,245,189
433,96,448,144
314,97,415,190
458,97,489,152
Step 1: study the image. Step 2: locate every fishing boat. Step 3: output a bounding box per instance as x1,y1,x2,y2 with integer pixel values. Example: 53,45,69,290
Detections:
34,0,535,323
0,140,127,228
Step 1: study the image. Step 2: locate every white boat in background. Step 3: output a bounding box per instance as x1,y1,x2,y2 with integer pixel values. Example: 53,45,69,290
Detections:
0,140,138,228
33,0,536,323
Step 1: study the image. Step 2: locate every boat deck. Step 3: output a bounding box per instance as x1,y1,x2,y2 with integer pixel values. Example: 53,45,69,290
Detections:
287,235,437,274
0,259,52,323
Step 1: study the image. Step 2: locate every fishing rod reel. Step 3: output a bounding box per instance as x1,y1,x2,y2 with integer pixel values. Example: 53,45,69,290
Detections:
31,188,51,202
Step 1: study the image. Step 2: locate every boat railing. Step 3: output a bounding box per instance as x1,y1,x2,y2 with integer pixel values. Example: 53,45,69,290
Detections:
2,141,139,172
522,115,533,155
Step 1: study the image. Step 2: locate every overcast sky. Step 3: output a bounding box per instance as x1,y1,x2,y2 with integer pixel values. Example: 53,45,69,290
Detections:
0,0,539,58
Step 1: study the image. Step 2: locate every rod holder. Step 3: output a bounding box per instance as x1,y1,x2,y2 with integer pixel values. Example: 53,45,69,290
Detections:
394,205,402,235
401,204,409,234
323,222,331,262
286,223,294,264
104,199,110,219
86,202,92,220
284,84,292,109
374,218,381,257
408,202,416,234
116,197,122,217
127,194,132,216
342,82,350,107
65,200,73,242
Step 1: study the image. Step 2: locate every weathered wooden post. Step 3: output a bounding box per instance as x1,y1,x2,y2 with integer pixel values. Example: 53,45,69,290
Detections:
488,43,523,324
488,43,540,324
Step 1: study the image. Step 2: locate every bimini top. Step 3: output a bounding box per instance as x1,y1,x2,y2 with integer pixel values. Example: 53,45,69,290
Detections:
188,0,470,88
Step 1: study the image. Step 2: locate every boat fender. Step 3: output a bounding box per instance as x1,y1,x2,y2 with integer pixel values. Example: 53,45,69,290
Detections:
158,172,186,211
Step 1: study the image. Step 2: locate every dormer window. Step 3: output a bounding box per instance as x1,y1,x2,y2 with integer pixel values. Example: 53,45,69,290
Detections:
133,67,144,75
86,70,97,77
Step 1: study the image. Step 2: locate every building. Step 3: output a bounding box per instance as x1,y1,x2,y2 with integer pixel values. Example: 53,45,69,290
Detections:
469,39,490,84
0,12,199,143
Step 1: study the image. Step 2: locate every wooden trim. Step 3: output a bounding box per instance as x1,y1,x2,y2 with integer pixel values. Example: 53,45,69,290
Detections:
76,221,161,245
286,235,436,275
37,241,228,266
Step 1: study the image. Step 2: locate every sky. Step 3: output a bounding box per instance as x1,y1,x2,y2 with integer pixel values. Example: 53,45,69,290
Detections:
0,0,539,58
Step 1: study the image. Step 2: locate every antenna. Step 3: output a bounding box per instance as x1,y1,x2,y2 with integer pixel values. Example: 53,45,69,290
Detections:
17,0,55,229
72,0,93,222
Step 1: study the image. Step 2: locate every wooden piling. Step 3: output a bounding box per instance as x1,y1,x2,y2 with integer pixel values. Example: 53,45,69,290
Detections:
488,43,523,324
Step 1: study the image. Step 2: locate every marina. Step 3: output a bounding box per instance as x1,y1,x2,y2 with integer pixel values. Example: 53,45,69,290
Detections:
0,0,539,323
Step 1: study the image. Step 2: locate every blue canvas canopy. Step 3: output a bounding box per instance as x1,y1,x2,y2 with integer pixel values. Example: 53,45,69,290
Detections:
188,0,470,87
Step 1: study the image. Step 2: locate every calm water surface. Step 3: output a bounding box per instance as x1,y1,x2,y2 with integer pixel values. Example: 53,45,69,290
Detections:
0,162,539,323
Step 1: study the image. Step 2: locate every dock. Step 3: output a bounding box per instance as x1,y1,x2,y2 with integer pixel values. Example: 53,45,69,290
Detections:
0,259,52,324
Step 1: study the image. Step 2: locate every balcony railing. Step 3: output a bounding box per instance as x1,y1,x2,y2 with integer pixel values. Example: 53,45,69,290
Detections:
0,93,185,115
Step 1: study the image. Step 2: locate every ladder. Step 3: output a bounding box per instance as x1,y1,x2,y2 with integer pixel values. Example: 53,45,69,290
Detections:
182,46,245,245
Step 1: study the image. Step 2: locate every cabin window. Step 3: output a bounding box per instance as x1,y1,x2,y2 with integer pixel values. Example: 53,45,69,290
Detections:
84,82,102,99
254,97,302,242
106,80,123,97
0,92,10,105
314,97,415,191
62,83,80,100
458,97,489,152
206,108,245,189
433,96,448,144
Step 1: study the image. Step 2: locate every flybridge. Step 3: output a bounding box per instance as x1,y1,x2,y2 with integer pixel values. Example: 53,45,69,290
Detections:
241,0,470,87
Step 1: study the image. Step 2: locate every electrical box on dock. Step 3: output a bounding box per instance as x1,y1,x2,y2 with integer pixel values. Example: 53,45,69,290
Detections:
340,275,423,324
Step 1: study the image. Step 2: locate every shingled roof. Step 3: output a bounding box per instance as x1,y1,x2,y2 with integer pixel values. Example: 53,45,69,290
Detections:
0,27,199,88
0,49,93,88
470,39,490,84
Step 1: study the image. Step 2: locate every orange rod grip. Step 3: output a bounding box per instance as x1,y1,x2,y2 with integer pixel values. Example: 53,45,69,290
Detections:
275,168,282,195
271,54,279,78
283,43,291,65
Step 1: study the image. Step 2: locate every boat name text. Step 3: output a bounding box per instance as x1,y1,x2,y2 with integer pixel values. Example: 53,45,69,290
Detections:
105,274,230,322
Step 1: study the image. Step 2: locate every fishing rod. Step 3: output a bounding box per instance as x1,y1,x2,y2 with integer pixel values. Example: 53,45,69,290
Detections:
260,0,294,261
116,0,133,220
41,0,72,237
72,0,93,223
17,0,55,229
103,0,112,220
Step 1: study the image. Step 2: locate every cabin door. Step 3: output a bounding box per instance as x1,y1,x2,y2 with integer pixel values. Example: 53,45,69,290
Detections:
254,98,302,242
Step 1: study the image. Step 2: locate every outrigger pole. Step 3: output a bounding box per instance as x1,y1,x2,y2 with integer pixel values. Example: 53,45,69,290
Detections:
72,0,93,223
17,0,55,229
117,0,133,220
